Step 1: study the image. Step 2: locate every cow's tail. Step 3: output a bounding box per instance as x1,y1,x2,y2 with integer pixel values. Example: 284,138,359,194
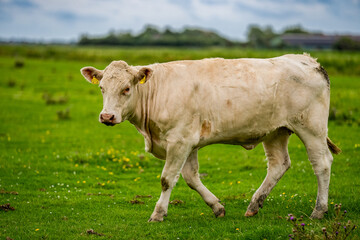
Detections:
327,137,341,154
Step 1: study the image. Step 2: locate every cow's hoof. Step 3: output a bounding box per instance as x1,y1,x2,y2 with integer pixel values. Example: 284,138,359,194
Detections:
212,203,226,218
215,207,226,218
310,210,325,219
148,210,166,222
148,216,163,222
244,209,258,217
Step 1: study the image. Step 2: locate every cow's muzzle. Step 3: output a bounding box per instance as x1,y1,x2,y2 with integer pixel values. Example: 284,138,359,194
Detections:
100,113,117,126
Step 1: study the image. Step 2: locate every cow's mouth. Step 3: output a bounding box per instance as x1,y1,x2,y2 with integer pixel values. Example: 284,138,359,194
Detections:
102,122,116,126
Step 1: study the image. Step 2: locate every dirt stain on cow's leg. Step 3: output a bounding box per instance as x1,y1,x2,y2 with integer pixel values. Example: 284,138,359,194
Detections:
257,194,267,208
161,177,169,192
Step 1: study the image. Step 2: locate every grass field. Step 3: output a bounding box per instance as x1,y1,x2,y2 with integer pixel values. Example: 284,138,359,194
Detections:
0,45,359,239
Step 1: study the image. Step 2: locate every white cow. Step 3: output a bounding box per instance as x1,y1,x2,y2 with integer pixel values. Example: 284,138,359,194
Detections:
81,54,341,222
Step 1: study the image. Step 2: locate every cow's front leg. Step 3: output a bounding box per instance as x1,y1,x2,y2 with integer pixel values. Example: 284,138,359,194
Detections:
182,150,225,218
148,142,192,222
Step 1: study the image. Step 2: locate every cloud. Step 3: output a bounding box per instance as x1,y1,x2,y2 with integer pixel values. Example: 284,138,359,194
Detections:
0,0,359,41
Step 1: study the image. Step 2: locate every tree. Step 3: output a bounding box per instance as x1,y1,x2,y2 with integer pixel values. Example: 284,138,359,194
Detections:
247,25,277,48
333,37,360,51
283,25,309,34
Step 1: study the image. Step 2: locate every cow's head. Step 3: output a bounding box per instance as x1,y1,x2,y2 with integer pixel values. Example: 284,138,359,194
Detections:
81,61,152,126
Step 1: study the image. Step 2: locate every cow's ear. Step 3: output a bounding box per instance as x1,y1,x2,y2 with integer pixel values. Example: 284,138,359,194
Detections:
134,67,153,85
80,67,103,84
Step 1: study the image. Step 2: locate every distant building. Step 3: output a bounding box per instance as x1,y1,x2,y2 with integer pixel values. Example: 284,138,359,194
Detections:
281,34,360,49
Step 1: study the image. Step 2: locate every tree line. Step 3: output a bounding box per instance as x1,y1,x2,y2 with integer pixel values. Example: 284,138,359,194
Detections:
78,25,360,50
79,26,234,47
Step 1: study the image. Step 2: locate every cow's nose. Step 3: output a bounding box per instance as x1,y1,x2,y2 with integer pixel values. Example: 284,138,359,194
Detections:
100,113,116,126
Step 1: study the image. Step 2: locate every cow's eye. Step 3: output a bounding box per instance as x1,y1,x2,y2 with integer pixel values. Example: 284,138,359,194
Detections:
100,86,104,93
122,87,130,95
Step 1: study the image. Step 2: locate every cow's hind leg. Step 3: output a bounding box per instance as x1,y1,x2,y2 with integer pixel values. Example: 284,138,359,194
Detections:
245,127,291,217
295,130,333,219
290,98,334,219
182,150,225,218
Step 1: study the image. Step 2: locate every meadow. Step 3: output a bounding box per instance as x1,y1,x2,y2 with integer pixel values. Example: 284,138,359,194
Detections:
0,45,359,239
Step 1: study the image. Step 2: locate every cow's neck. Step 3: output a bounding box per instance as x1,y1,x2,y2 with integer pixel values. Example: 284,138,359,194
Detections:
129,76,154,152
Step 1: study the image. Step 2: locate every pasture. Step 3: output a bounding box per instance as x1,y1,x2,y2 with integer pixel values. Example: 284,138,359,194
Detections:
0,45,359,239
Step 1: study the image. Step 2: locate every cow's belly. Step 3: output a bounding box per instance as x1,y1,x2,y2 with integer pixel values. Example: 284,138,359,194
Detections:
196,102,290,149
147,116,286,158
198,127,268,149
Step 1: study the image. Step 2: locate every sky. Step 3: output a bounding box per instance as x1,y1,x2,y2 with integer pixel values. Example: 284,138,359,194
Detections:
0,0,359,42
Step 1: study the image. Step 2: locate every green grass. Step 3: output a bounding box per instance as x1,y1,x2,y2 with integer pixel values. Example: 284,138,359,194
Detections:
1,44,360,75
0,45,359,239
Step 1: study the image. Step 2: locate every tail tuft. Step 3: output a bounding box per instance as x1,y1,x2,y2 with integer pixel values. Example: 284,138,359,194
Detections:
327,137,341,154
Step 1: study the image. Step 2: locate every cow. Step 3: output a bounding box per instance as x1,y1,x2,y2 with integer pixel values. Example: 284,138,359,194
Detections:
80,53,341,222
